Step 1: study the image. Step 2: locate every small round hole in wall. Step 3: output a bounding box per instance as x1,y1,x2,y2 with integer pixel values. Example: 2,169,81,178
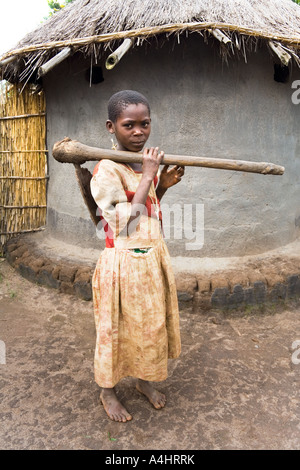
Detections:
85,66,104,84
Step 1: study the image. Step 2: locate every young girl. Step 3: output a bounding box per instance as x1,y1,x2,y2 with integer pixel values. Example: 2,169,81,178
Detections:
90,90,185,422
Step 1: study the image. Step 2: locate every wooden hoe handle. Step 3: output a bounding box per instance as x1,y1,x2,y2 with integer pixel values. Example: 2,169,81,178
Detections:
53,137,285,175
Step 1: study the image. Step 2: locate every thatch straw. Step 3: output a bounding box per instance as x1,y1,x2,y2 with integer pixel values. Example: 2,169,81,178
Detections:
1,0,300,83
0,84,47,251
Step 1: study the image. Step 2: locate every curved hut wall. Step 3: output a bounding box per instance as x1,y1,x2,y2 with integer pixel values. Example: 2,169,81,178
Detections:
41,33,299,258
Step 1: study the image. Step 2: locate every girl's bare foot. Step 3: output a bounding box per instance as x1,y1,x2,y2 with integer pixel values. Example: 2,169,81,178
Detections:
136,379,166,409
100,388,132,422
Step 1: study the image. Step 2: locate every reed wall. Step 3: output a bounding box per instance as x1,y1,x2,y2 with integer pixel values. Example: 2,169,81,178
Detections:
0,84,47,252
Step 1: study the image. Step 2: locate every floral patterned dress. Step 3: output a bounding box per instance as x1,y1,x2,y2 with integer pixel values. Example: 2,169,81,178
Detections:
90,159,181,388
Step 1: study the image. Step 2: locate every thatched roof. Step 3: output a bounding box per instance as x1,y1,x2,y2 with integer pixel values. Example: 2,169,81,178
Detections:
2,0,300,84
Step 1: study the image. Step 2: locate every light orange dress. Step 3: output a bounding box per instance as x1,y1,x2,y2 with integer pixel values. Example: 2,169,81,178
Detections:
90,159,181,388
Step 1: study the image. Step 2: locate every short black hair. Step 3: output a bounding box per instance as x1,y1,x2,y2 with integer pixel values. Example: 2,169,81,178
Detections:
107,90,150,122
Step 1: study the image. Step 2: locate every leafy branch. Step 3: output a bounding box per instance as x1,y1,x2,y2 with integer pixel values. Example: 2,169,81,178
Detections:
46,0,74,18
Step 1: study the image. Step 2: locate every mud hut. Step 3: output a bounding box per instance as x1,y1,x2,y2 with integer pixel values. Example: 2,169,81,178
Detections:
1,0,300,308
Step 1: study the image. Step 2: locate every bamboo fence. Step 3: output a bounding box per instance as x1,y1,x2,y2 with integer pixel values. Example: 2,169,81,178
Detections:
0,83,47,252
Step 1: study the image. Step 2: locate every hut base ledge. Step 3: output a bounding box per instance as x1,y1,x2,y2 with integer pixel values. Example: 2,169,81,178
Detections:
3,232,300,314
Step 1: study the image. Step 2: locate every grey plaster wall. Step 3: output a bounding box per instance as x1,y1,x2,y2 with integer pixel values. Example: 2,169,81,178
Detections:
44,35,300,257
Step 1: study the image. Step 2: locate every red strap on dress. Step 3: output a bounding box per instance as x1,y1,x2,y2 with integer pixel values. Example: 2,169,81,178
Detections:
124,190,162,223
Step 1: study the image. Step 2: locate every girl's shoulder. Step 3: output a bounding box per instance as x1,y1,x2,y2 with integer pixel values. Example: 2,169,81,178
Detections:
92,159,125,177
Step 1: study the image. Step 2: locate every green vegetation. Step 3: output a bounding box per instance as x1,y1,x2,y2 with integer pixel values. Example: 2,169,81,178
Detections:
46,0,74,18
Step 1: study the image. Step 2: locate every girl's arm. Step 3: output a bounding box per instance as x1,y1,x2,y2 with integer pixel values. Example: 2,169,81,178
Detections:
120,147,164,236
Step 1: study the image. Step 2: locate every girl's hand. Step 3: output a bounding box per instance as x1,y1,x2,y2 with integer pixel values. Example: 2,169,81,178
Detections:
142,147,164,181
159,164,185,189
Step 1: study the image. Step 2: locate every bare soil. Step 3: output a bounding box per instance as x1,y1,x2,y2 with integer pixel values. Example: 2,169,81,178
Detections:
1,258,300,450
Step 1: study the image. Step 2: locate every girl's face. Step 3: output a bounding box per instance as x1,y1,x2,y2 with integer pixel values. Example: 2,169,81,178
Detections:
106,103,151,152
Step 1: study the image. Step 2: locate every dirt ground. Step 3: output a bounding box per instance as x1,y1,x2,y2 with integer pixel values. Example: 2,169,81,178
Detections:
1,257,300,451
